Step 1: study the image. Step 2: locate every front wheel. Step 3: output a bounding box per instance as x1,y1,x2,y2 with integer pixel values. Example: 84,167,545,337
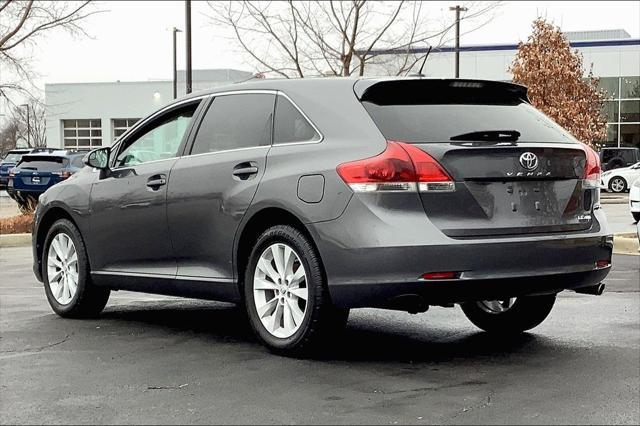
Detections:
244,225,348,356
43,219,110,318
461,294,556,334
609,177,627,193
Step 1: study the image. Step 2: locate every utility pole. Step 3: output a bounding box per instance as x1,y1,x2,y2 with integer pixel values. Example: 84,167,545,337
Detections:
449,5,467,78
172,27,182,99
185,0,192,94
19,104,30,147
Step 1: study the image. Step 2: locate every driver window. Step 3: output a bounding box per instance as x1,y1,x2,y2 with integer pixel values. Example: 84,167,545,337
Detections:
115,103,198,168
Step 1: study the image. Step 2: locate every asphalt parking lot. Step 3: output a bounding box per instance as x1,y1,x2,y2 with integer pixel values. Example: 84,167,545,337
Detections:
0,244,638,425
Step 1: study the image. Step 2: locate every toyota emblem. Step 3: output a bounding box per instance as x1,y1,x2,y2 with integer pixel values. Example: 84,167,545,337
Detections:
519,152,539,171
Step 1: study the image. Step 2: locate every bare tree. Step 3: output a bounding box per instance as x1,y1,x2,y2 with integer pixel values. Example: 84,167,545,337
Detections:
0,0,100,104
207,1,500,78
0,119,20,156
0,98,45,151
13,98,46,147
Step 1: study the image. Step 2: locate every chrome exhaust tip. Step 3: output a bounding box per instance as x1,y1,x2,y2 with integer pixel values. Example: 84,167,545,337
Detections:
574,283,605,296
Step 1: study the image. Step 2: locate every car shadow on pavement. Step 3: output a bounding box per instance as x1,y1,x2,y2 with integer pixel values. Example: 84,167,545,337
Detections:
96,300,556,363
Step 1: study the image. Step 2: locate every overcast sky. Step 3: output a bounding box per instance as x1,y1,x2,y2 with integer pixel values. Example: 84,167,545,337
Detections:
22,1,639,85
2,0,639,120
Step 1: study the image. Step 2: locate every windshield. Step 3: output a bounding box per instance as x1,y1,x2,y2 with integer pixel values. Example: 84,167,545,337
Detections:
362,101,577,144
17,156,67,172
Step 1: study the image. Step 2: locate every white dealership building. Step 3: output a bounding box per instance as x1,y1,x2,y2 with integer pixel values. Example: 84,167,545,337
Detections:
44,30,639,150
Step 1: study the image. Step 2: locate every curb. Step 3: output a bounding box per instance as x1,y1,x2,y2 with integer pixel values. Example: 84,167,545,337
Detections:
613,234,640,256
0,233,31,248
600,198,627,205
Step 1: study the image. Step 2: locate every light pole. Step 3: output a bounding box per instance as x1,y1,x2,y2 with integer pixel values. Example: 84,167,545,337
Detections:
19,104,30,147
185,0,192,94
172,27,182,99
449,5,468,78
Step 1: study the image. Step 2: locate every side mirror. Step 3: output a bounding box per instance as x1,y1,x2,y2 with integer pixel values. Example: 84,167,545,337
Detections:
83,147,110,170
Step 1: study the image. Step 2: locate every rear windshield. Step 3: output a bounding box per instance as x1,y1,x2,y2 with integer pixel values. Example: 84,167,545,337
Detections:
359,80,576,144
3,152,25,162
17,156,67,172
362,102,576,144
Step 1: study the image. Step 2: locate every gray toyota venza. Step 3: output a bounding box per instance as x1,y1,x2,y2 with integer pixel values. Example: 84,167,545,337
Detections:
32,78,612,355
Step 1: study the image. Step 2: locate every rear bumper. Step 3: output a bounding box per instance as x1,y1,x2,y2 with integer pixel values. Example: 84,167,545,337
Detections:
330,268,610,308
311,193,613,309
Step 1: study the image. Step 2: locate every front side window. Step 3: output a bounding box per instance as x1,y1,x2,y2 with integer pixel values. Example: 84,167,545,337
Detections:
190,93,275,155
115,103,198,168
273,96,320,144
112,118,141,141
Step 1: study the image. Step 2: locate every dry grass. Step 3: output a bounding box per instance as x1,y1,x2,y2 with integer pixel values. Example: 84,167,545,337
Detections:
0,214,34,234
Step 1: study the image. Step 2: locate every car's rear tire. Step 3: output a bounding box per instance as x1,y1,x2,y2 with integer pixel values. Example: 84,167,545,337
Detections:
461,294,556,334
43,219,110,318
244,225,349,356
632,212,640,223
609,177,627,193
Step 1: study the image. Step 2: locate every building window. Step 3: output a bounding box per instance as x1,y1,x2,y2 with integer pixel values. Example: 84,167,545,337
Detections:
62,119,102,149
112,118,141,141
598,76,640,150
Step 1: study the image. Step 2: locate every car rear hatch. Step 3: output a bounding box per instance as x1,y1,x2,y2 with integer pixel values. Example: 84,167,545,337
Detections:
12,155,68,189
356,79,597,238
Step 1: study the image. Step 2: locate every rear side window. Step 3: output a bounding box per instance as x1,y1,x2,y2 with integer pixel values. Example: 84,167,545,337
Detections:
621,149,638,162
17,156,67,172
273,96,320,144
190,93,275,155
360,81,576,144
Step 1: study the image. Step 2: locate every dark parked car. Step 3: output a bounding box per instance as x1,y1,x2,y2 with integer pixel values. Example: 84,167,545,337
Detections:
8,150,86,209
0,148,33,189
600,147,640,171
32,78,612,355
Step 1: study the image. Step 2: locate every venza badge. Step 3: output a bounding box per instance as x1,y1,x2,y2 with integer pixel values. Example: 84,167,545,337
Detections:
519,152,539,171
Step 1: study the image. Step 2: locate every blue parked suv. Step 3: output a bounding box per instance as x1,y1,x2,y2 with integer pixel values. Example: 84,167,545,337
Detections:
7,150,87,209
0,148,33,189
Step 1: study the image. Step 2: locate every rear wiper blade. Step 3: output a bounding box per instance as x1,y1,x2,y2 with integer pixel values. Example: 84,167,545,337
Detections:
450,130,521,142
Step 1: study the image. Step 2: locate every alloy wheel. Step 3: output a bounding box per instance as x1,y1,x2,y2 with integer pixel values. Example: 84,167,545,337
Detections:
253,243,308,338
47,233,79,305
477,298,516,314
610,178,625,193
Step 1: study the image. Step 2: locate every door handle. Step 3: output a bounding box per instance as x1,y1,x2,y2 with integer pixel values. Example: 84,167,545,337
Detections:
232,166,259,176
147,175,167,188
232,162,259,180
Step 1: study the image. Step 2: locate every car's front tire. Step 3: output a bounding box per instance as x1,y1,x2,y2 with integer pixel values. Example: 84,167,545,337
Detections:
43,219,110,318
609,177,627,193
461,294,556,334
244,225,348,356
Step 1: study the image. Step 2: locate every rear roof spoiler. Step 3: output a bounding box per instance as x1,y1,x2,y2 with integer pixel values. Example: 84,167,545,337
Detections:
354,78,529,105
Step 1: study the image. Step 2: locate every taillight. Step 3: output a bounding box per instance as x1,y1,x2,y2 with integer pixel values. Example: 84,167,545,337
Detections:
336,141,455,193
582,144,600,189
52,170,72,179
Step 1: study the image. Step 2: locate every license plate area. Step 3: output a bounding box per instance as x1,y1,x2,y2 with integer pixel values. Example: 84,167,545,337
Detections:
466,180,582,219
31,176,41,184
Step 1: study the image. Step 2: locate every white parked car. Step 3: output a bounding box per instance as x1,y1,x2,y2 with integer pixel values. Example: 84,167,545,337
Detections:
630,177,640,223
600,162,640,193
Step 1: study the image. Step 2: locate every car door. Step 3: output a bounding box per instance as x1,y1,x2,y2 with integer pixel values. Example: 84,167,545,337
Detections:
87,99,202,276
167,92,276,281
